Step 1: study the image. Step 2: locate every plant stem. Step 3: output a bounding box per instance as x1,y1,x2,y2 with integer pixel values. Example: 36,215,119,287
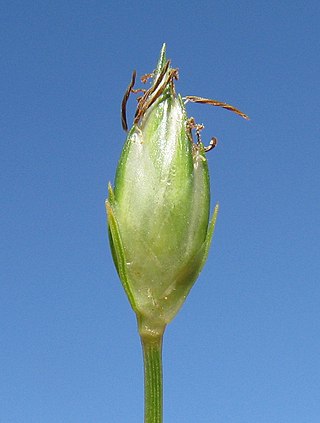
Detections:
140,330,164,423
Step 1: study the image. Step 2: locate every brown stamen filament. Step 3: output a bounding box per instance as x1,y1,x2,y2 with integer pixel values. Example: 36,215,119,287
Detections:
184,95,249,120
121,70,137,132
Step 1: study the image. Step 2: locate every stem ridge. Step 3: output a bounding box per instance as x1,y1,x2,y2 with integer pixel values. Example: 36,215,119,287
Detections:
141,334,163,423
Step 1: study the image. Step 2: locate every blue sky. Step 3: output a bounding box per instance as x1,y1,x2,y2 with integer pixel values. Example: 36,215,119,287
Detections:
1,1,320,422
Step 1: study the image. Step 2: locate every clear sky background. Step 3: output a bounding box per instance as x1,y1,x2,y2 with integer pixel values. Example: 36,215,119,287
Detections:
1,1,320,422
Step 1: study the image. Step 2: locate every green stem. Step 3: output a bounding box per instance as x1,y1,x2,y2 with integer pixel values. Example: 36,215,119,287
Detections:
139,326,165,423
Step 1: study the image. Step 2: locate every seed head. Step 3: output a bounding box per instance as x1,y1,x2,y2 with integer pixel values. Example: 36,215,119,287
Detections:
106,45,247,335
